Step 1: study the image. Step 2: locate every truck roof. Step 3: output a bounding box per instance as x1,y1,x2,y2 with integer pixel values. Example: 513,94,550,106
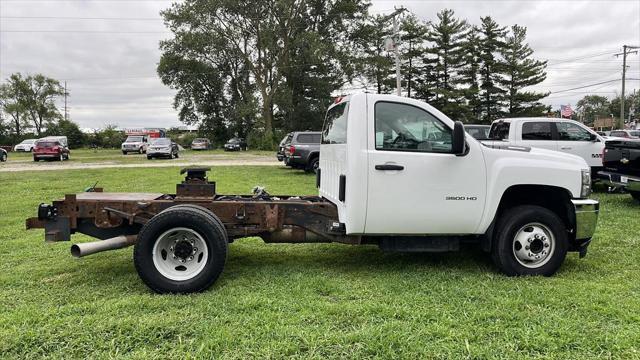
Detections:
492,117,572,124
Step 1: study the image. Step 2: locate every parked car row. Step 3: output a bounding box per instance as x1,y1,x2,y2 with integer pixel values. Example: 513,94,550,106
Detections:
277,131,321,173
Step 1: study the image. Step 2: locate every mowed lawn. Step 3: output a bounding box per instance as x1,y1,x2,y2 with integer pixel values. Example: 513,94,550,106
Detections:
1,166,639,359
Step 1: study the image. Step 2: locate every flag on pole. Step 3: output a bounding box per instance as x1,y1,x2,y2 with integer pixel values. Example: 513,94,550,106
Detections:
560,104,574,118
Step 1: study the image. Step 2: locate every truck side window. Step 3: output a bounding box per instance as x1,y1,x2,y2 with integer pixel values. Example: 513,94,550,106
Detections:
556,122,592,141
322,102,349,144
489,122,510,140
522,122,552,140
375,101,452,153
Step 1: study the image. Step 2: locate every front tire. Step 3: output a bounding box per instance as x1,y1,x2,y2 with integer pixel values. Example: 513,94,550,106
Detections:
491,205,568,276
134,206,228,294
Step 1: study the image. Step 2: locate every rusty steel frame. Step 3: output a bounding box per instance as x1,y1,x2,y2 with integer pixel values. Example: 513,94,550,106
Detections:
26,168,356,246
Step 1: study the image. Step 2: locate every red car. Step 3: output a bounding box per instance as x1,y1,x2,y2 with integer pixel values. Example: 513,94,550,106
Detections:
33,138,70,162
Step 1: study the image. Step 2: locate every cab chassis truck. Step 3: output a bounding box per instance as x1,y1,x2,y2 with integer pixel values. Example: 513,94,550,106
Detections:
27,94,600,294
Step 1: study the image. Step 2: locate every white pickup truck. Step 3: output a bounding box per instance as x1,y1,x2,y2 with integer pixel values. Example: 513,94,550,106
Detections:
28,93,600,293
486,118,605,178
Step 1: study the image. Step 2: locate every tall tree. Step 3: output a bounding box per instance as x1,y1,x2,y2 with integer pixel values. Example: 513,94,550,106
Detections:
0,74,29,136
400,14,428,98
477,16,507,123
501,25,548,117
576,95,610,125
0,73,63,136
353,14,394,94
426,9,468,116
160,0,368,148
459,27,482,122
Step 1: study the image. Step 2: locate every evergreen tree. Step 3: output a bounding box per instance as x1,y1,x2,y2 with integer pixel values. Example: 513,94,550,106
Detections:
501,25,549,117
353,14,395,94
400,14,428,98
426,9,469,116
459,27,482,122
477,16,507,123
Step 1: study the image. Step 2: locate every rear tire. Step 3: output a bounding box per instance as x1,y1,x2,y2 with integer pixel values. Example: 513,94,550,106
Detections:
306,157,320,174
139,147,144,154
134,206,227,294
491,205,567,276
147,155,152,160
122,151,127,155
33,156,39,162
1,153,6,162
630,191,640,203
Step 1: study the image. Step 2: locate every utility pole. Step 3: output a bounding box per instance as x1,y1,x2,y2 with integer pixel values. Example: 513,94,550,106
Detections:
615,45,639,129
64,81,69,121
383,7,407,96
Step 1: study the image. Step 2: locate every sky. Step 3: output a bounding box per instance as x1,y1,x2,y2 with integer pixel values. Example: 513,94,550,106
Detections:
0,0,639,130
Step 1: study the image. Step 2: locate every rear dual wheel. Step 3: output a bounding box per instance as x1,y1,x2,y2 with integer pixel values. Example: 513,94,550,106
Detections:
134,205,228,294
491,205,567,276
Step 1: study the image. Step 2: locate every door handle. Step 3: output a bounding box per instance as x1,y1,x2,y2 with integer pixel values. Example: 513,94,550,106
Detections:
560,146,572,150
375,164,404,171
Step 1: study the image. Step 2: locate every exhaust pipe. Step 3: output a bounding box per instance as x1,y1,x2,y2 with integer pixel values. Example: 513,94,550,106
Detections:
71,235,137,258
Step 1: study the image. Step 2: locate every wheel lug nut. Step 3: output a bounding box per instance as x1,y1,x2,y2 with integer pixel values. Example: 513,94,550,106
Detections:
180,259,185,263
188,256,193,261
525,245,530,250
534,234,540,240
541,236,547,241
535,255,540,259
528,238,533,243
544,243,550,248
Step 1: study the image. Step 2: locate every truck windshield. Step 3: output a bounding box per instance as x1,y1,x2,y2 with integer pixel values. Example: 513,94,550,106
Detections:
322,102,349,144
126,136,143,142
489,122,510,140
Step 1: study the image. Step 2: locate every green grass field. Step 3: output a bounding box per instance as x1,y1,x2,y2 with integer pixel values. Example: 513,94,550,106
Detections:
1,166,639,359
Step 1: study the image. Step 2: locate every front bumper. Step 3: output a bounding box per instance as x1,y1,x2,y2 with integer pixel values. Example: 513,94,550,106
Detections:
598,171,640,192
571,199,599,257
148,149,172,156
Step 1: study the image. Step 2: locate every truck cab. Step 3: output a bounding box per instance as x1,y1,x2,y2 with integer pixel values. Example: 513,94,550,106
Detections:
486,118,605,177
320,94,598,274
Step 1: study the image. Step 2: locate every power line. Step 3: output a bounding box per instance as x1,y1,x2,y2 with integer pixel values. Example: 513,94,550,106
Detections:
549,79,621,94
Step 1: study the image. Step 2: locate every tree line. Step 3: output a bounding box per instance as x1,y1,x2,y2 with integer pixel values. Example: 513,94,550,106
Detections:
1,1,552,149
576,93,640,126
158,1,549,148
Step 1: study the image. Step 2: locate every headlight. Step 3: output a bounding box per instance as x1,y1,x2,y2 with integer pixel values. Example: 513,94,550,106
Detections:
581,169,591,198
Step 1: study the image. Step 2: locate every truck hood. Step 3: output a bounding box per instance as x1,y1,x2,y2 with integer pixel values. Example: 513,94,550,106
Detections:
482,142,587,168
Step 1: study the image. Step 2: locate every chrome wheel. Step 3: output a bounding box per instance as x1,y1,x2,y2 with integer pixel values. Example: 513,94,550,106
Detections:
152,227,208,281
512,222,555,269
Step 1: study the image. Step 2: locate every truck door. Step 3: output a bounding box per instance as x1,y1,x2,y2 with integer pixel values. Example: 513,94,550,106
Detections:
365,100,486,234
555,121,604,169
517,121,557,151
